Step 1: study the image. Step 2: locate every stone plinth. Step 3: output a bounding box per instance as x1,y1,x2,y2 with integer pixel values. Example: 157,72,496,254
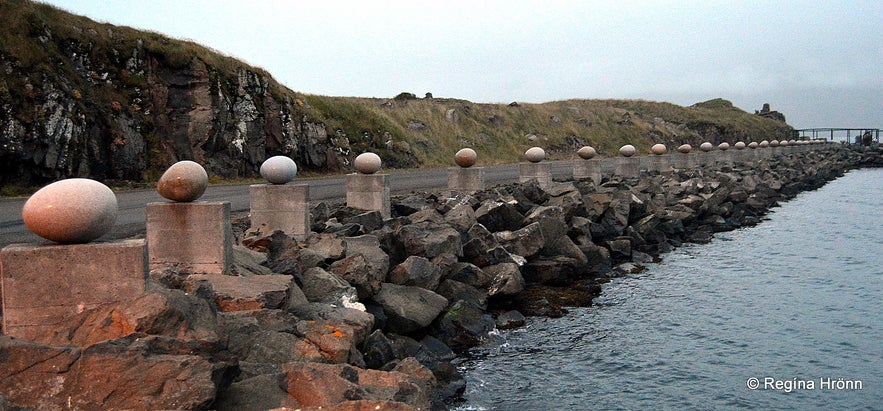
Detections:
447,167,485,194
716,151,734,168
673,153,695,169
346,174,390,218
146,201,232,274
573,159,602,184
614,157,640,178
1,240,147,342
518,163,552,188
250,184,310,240
649,155,672,173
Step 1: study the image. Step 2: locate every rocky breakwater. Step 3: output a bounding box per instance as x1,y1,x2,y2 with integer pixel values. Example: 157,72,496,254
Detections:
1,146,871,410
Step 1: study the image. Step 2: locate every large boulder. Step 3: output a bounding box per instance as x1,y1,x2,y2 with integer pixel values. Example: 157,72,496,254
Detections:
46,288,220,347
388,255,443,290
445,262,494,289
484,263,525,297
187,273,295,312
494,222,545,258
329,254,384,300
461,223,511,267
283,359,435,410
475,200,524,232
393,221,462,259
372,283,449,334
431,300,495,353
0,335,229,410
443,203,477,233
295,267,361,307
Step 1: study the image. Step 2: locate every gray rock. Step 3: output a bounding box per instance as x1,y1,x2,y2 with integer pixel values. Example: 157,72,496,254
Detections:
485,263,525,296
431,300,495,353
394,221,463,259
495,310,526,330
295,267,359,306
446,262,493,289
362,329,397,369
388,255,443,290
495,222,545,258
305,232,347,261
373,283,449,334
435,279,488,310
329,254,384,300
523,205,567,243
444,203,477,233
475,200,524,232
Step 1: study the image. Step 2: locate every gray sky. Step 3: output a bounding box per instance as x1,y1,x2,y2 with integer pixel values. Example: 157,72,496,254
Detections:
40,0,882,129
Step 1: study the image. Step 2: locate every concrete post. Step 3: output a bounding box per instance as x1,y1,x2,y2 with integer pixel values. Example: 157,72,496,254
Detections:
573,159,602,184
649,155,672,173
614,157,640,178
146,201,233,274
249,184,310,240
673,153,694,169
447,166,485,194
1,240,147,342
518,163,553,188
346,173,390,218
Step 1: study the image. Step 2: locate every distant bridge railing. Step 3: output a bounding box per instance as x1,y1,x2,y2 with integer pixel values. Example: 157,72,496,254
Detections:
793,128,880,144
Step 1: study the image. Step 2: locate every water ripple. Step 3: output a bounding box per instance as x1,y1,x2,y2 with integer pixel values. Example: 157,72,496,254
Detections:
457,169,883,411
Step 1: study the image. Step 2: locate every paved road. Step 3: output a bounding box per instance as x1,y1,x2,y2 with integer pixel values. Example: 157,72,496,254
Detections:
0,160,576,247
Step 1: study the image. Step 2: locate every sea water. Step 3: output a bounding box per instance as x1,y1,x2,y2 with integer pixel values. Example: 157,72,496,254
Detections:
456,168,882,410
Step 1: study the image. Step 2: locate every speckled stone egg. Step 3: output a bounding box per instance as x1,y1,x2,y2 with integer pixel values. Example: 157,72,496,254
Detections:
770,140,780,147
748,142,759,149
577,146,597,159
677,144,692,154
354,152,382,174
157,161,208,202
759,140,770,148
260,156,298,184
718,142,730,151
700,142,714,152
22,178,118,244
455,148,478,167
525,147,546,163
619,145,636,157
651,144,667,155
734,141,746,150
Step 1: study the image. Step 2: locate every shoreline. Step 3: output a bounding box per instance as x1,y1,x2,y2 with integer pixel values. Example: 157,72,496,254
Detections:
1,145,880,410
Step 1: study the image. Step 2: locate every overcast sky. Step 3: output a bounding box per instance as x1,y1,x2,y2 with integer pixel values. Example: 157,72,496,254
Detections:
40,0,882,130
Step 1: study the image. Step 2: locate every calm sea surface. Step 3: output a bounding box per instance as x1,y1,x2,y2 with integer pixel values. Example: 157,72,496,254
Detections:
456,168,883,410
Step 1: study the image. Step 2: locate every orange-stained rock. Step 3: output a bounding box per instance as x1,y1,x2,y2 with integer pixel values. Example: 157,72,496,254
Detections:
454,148,477,167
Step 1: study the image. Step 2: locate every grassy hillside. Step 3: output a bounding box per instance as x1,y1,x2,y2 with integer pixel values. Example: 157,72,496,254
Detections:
303,95,794,167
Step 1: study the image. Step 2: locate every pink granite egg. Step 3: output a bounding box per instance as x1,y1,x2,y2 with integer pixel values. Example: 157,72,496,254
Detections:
22,178,118,243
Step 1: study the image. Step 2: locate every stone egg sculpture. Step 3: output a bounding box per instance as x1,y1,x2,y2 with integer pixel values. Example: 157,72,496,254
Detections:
22,178,118,244
770,140,780,147
157,160,208,202
260,155,298,184
354,152,382,174
735,141,746,150
789,139,797,144
677,144,692,154
525,147,546,163
700,142,714,152
455,148,477,168
577,146,597,159
759,140,770,148
780,140,789,146
748,142,759,149
619,144,636,157
651,144,667,155
718,142,730,151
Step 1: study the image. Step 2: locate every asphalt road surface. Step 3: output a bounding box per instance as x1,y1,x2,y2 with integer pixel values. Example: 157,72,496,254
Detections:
0,160,576,247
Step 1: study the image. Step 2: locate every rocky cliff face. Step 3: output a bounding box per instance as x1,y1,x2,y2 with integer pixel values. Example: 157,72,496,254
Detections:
0,0,411,188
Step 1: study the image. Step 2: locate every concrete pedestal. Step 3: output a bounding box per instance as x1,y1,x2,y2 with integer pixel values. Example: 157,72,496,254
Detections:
447,167,485,194
146,201,233,274
250,184,310,240
673,153,695,169
346,174,390,218
717,151,734,168
573,160,602,184
1,240,147,342
518,163,552,188
614,157,640,178
648,155,672,173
